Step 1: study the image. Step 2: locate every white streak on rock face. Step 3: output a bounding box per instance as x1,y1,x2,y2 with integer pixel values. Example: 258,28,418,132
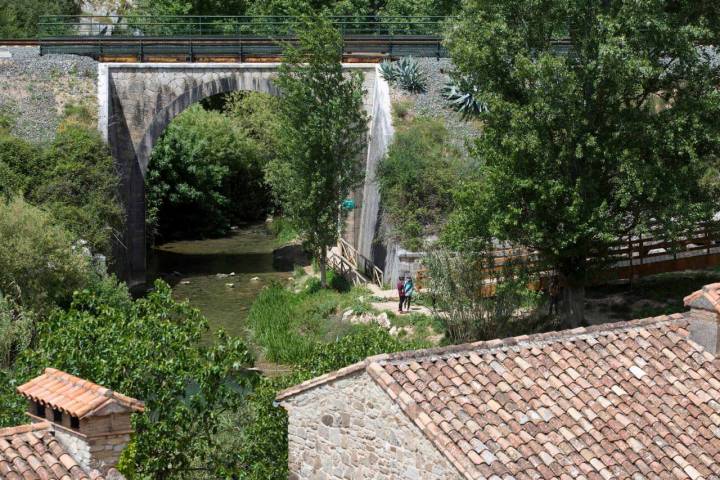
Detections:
357,67,394,267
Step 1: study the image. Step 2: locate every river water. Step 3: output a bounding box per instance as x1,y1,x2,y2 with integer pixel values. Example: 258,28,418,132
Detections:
147,222,293,338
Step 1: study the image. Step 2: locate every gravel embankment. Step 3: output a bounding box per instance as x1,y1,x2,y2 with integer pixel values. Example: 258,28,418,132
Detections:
388,57,481,153
0,47,98,143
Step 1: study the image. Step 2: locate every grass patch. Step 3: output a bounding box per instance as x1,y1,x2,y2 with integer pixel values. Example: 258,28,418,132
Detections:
269,216,299,246
246,275,374,364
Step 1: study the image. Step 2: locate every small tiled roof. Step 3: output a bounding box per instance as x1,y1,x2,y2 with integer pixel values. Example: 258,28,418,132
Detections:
0,422,108,479
278,313,720,479
17,369,144,419
684,282,720,314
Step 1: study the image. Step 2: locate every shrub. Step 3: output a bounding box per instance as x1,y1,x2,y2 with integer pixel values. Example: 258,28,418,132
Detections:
0,131,43,194
0,197,93,313
423,247,546,343
377,116,465,250
31,121,123,256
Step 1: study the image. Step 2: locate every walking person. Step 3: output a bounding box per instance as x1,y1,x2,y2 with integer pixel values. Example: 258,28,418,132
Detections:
403,276,414,312
397,276,406,313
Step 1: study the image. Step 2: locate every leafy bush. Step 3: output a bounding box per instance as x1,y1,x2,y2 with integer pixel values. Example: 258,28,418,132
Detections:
0,131,43,196
0,197,94,313
30,118,123,256
379,57,427,93
423,247,547,343
0,295,33,369
377,116,465,250
146,103,272,241
442,76,485,118
4,278,258,479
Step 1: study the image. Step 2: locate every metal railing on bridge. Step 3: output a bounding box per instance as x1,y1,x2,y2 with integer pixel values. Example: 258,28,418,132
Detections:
37,15,449,60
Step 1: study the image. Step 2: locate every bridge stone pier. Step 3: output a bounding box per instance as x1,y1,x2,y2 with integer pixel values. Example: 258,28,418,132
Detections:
98,63,392,288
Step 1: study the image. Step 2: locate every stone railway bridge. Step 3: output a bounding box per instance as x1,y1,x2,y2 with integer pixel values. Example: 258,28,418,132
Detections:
98,62,392,287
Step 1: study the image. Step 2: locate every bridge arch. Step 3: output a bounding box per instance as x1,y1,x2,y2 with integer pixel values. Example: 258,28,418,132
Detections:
98,63,390,287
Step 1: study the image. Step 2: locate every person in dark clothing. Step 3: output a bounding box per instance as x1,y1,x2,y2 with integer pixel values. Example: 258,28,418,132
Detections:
404,276,414,311
548,275,561,315
397,276,406,313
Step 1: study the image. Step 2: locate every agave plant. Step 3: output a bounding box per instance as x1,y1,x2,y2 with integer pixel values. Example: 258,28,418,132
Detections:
442,77,486,118
379,57,427,93
379,60,398,83
394,56,427,93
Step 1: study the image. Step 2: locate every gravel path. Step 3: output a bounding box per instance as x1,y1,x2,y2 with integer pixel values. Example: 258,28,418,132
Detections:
0,47,97,143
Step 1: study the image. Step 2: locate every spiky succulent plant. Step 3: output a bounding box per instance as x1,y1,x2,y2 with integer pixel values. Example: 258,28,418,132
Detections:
379,60,398,83
442,77,486,118
378,57,427,93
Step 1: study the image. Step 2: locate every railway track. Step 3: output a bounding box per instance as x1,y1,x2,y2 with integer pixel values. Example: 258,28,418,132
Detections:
1,36,446,61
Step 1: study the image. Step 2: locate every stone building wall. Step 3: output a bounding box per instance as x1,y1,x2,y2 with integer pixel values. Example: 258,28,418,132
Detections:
282,371,461,480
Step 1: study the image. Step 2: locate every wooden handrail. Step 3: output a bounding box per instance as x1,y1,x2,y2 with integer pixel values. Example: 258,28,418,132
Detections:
337,238,384,287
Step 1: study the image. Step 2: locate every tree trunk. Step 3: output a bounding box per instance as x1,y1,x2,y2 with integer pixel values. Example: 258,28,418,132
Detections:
560,283,585,328
319,245,328,288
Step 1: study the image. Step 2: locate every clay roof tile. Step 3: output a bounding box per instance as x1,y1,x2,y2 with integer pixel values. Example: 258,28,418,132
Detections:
16,369,144,419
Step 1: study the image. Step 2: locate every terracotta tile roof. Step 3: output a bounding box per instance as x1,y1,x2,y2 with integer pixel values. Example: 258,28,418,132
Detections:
278,313,720,479
684,282,720,313
0,422,108,479
17,368,144,419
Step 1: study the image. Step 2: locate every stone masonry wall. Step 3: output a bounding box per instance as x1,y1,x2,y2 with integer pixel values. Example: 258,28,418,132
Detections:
282,371,461,480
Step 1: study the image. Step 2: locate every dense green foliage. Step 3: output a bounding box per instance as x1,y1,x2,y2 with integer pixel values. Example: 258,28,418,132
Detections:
0,0,78,38
134,0,459,18
146,103,274,240
33,116,123,256
0,108,122,256
268,17,368,287
378,113,465,251
446,0,720,326
0,278,257,479
0,197,94,314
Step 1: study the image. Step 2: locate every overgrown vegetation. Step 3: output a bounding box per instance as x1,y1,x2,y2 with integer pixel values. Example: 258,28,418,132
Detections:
377,111,466,251
146,100,275,241
0,105,122,256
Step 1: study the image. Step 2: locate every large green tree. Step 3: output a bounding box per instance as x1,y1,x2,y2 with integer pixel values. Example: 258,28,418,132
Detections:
267,17,368,287
446,0,720,326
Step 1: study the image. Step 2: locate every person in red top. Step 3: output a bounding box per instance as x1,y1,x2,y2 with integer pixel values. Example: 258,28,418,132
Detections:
397,276,406,313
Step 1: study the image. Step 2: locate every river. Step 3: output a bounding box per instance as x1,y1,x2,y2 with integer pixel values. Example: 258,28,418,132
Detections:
147,222,293,339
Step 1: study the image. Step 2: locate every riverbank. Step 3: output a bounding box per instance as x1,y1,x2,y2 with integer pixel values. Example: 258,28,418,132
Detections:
148,222,294,338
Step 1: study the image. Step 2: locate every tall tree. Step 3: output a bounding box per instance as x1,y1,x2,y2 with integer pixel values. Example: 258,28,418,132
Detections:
267,16,368,288
446,0,720,326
